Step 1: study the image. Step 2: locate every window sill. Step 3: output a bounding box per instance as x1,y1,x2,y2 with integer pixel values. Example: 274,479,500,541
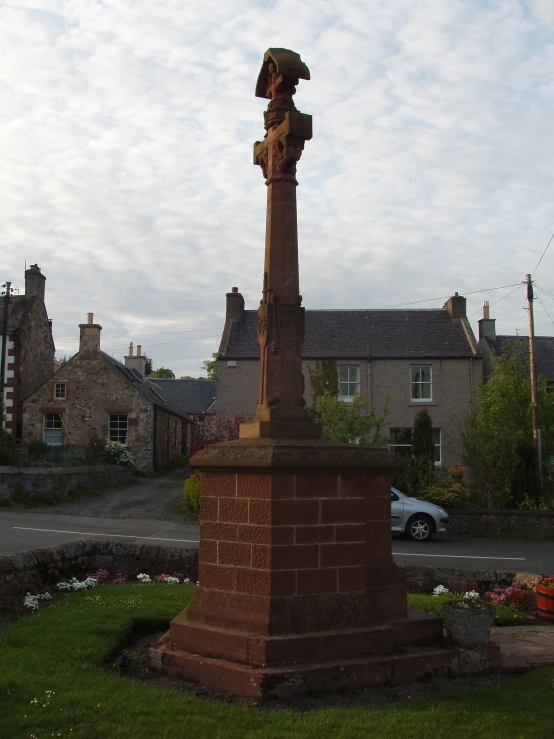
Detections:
409,401,436,406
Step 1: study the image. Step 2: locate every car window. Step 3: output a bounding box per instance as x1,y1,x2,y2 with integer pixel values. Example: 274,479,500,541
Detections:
391,492,399,502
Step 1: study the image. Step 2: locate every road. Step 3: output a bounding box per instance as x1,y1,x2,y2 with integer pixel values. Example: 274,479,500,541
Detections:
0,508,552,573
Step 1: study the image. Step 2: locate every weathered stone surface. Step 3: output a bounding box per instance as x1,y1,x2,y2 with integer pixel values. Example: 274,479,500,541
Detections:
0,465,133,502
0,541,198,598
447,508,554,537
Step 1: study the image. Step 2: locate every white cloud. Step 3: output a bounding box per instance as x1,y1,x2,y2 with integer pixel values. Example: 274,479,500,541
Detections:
1,0,553,376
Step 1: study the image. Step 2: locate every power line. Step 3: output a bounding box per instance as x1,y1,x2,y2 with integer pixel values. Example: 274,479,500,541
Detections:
533,231,554,275
102,327,221,339
467,283,524,317
535,294,554,333
102,333,221,355
534,284,554,302
374,283,522,310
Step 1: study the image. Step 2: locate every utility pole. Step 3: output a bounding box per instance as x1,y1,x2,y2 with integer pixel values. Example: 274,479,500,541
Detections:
526,273,542,491
1,282,12,397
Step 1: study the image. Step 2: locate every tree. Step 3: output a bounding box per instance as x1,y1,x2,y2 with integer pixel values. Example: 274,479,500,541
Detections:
458,340,554,508
148,367,175,379
202,353,218,380
412,408,434,459
307,360,338,402
393,409,435,498
309,390,391,446
144,355,153,376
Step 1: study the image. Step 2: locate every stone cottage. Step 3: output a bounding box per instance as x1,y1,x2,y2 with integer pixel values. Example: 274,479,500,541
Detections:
0,265,55,438
23,314,196,470
215,288,482,470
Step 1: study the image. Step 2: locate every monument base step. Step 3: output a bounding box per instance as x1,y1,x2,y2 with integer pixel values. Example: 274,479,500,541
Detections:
149,636,501,700
168,609,444,667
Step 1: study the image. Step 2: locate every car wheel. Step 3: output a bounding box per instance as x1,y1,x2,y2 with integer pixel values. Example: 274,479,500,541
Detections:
406,514,434,542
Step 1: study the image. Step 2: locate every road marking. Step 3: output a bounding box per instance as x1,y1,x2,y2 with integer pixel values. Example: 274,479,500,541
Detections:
392,552,525,561
12,527,199,544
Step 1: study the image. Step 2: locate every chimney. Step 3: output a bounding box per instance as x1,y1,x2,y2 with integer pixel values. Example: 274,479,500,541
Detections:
478,301,496,341
25,264,46,301
226,286,244,323
124,341,146,376
78,312,102,358
444,292,466,319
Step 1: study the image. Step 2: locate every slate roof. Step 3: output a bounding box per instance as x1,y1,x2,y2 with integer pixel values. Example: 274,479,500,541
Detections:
98,350,193,421
0,296,30,334
224,310,477,359
148,378,217,415
492,336,554,382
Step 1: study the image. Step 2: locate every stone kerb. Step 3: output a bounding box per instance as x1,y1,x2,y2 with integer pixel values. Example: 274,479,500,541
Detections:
0,465,134,502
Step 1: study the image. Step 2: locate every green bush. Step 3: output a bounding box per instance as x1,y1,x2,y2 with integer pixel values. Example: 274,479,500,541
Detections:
85,432,107,465
420,479,469,508
183,472,200,520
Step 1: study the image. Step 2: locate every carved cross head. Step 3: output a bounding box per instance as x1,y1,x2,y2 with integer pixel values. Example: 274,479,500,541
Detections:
255,49,310,100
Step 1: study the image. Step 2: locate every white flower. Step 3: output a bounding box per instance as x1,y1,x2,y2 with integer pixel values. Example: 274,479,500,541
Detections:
463,590,480,600
433,585,450,597
137,573,152,583
165,576,180,584
23,592,52,610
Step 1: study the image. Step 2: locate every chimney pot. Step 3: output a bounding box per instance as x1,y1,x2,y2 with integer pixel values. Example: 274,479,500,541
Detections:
137,345,142,357
483,301,490,320
78,313,102,357
226,288,245,323
444,293,466,319
128,342,134,357
24,263,46,301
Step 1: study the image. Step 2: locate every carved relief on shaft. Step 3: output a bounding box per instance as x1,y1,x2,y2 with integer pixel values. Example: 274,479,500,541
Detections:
242,49,320,437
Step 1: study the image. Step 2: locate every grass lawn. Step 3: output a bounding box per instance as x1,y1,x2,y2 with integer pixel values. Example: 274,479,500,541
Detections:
1,585,553,739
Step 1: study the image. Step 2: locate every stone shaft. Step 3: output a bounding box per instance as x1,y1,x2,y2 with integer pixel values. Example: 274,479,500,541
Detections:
241,51,319,439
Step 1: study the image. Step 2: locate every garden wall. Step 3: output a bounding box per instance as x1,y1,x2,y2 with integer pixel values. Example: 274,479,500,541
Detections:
447,509,554,537
0,540,199,598
0,539,534,601
0,465,133,503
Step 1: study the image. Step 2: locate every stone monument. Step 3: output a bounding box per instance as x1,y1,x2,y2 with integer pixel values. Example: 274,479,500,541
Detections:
150,48,499,699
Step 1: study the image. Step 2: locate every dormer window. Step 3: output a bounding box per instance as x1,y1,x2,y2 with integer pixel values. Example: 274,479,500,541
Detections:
54,382,66,399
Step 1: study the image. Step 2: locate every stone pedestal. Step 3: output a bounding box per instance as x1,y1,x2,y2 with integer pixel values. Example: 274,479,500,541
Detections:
149,439,470,699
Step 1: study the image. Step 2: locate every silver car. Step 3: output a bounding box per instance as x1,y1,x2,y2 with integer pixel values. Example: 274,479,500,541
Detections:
391,487,449,542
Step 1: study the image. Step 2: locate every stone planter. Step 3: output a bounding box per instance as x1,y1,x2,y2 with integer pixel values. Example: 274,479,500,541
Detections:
441,601,495,647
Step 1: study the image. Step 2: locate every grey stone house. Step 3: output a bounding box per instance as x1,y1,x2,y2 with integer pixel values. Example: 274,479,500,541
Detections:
216,288,482,469
22,315,195,470
0,265,55,438
478,301,554,391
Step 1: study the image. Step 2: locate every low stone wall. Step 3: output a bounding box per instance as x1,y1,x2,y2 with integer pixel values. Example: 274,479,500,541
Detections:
0,465,134,503
0,540,198,598
447,509,554,537
0,539,535,603
398,564,522,594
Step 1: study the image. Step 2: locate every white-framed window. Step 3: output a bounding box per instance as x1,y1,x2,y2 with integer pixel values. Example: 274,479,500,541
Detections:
54,382,66,399
108,414,128,445
43,413,63,445
338,365,360,402
389,427,442,465
410,365,432,401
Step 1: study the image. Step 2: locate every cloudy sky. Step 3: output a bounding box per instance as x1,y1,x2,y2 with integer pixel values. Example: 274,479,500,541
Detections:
2,0,553,377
